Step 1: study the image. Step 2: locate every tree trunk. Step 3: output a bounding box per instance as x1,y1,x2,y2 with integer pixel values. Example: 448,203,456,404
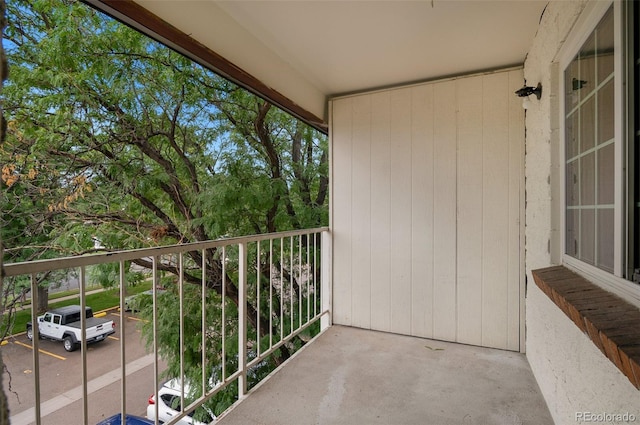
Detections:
0,351,9,424
36,285,48,314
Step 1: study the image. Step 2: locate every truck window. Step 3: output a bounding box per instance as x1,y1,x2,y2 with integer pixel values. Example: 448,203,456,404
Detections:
67,313,80,323
53,315,61,325
43,313,52,323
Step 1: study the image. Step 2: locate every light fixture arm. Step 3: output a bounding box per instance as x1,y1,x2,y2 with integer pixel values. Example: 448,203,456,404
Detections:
515,82,542,100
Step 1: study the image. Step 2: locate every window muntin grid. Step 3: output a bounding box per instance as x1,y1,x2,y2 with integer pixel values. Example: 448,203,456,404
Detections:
565,6,616,273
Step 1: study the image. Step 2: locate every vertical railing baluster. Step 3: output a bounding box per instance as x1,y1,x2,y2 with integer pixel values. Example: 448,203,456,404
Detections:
269,238,273,350
238,242,248,397
313,232,317,318
30,273,41,425
298,235,302,330
256,240,261,358
119,260,127,420
152,256,159,424
290,236,294,334
321,230,332,330
201,249,208,397
222,246,226,383
280,238,284,342
79,266,88,424
307,232,311,323
179,252,185,410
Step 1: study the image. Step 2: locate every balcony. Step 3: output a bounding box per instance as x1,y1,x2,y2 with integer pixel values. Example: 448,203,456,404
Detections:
2,227,552,424
216,325,553,425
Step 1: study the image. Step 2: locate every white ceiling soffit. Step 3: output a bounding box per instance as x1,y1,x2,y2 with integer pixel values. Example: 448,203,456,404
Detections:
133,0,547,123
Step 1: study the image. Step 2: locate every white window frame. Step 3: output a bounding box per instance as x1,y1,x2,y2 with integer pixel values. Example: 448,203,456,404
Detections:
559,0,640,306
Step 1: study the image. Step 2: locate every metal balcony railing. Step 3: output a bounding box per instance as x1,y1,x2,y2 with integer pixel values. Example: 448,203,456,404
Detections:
2,227,331,425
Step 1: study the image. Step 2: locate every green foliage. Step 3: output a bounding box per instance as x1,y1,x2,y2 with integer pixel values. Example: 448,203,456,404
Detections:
4,0,327,255
2,0,328,413
88,263,145,289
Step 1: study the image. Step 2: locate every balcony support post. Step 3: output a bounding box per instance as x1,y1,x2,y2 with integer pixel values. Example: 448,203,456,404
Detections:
118,260,127,421
79,266,89,425
321,229,332,330
238,242,248,398
152,256,160,423
29,273,42,425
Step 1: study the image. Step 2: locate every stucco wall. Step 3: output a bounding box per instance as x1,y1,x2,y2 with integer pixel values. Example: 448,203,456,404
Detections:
524,1,640,423
527,284,640,423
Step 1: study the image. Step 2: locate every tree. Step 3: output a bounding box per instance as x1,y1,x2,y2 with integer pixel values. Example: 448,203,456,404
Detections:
1,0,11,420
2,0,328,416
1,140,68,314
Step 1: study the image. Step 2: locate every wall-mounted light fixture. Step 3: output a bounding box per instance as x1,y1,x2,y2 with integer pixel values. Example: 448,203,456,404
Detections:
515,83,542,99
515,83,542,109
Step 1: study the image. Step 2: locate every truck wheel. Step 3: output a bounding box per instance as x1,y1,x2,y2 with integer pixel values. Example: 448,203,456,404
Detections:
63,336,77,352
26,326,33,341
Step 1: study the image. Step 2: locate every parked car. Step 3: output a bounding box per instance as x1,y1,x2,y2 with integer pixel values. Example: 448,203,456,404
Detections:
96,413,154,425
146,378,216,425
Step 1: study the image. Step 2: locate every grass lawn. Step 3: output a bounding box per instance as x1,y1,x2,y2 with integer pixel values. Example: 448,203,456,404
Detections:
5,282,152,337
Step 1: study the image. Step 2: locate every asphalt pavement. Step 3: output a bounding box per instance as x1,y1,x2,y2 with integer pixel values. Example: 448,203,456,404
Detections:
3,306,165,424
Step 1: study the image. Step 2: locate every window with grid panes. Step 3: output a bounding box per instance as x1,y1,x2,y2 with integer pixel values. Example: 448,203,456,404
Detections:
564,1,639,286
564,6,615,273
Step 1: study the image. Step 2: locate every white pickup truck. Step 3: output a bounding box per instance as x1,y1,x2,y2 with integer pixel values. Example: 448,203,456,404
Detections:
26,305,116,352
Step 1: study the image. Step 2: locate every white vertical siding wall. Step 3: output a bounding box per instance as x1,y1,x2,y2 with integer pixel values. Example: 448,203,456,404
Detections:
432,81,458,342
410,84,435,338
330,68,524,351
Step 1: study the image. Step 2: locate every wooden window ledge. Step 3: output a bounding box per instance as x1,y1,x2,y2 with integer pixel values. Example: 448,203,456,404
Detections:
532,266,640,390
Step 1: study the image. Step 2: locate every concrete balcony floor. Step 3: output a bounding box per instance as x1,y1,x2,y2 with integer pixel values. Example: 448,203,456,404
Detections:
217,325,553,425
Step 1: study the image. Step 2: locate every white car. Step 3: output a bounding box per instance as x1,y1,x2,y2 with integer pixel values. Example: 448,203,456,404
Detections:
146,378,216,425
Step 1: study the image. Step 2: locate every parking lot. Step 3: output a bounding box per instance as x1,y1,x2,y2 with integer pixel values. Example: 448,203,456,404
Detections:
2,307,167,425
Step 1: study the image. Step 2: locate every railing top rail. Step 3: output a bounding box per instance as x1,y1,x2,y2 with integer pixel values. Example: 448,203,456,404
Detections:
2,227,329,277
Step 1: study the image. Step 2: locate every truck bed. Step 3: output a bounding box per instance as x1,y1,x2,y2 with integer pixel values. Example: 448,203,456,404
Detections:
66,317,112,329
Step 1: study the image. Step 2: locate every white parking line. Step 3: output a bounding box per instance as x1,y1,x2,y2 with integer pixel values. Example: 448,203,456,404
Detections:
9,353,156,425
